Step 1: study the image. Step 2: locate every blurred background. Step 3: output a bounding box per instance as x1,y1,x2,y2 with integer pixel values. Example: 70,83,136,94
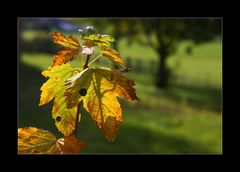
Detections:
18,18,222,153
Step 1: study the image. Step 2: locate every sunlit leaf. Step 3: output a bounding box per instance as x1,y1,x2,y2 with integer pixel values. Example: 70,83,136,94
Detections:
81,34,115,47
39,64,77,105
64,68,138,142
64,68,93,108
18,127,85,154
49,32,82,67
101,47,125,66
37,27,139,149
39,64,80,136
52,96,79,136
18,127,57,154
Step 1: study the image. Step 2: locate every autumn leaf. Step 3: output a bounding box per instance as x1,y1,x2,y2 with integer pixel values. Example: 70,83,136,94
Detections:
39,64,80,136
36,27,139,150
81,34,115,48
18,127,85,154
51,135,86,154
39,64,78,105
64,68,138,142
64,68,93,108
49,32,82,67
52,96,79,136
78,26,114,47
18,127,57,154
84,68,138,142
101,47,126,67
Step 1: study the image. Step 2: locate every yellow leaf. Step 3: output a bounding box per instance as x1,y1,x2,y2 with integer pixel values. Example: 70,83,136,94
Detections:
49,32,82,67
64,68,138,143
64,68,93,108
18,127,85,154
84,68,138,142
52,96,78,136
18,127,57,154
101,47,125,65
39,64,80,136
81,34,115,47
39,64,77,105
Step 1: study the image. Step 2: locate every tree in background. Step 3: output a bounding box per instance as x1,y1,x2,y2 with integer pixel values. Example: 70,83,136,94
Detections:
140,19,221,88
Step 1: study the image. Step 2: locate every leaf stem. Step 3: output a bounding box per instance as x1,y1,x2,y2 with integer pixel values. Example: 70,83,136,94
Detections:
73,101,81,136
88,54,102,67
83,54,91,69
73,54,92,136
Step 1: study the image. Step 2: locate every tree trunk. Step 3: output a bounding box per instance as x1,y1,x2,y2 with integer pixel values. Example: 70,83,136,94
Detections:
156,46,169,88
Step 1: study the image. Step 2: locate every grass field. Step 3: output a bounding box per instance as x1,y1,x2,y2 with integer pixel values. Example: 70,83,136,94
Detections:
119,39,222,87
18,38,222,153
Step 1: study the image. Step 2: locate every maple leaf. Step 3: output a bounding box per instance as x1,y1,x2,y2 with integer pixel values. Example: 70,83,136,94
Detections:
64,68,138,143
18,127,85,154
52,96,79,136
18,127,57,154
39,64,80,136
101,47,126,68
49,32,82,67
64,68,93,109
81,34,115,48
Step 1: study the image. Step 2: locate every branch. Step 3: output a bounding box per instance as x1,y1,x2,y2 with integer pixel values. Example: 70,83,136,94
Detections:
83,54,91,69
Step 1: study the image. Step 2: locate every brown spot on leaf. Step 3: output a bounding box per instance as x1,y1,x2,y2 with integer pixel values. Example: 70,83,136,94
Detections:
56,116,61,122
79,88,87,96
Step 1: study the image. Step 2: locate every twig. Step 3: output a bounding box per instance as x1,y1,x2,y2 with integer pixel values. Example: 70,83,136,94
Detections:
83,54,91,69
88,54,102,67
